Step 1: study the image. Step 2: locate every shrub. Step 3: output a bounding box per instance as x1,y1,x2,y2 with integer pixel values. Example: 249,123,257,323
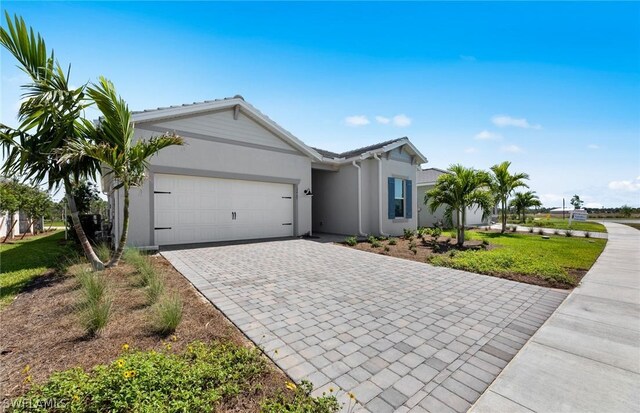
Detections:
367,235,377,244
584,231,591,238
403,228,415,240
377,235,388,241
528,227,534,233
565,230,573,237
123,247,145,266
370,240,381,248
94,243,111,263
13,342,273,412
482,239,489,246
344,236,357,246
431,227,442,238
384,245,390,252
510,225,517,232
153,295,183,335
538,228,545,235
388,238,397,245
432,243,441,253
261,380,340,413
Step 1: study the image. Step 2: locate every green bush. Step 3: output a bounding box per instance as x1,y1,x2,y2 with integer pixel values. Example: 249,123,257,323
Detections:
388,238,397,245
261,380,340,413
153,295,183,335
77,270,107,307
538,228,545,235
403,228,415,240
431,227,442,238
384,245,390,252
565,230,573,237
12,341,270,413
584,231,591,238
344,236,357,246
370,240,381,248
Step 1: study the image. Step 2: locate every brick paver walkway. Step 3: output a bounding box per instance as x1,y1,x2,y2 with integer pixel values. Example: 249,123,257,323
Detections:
162,240,567,412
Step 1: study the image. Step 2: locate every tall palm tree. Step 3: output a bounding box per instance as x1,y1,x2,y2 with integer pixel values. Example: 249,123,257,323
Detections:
425,164,494,246
61,77,183,267
490,161,529,233
0,13,104,269
509,191,541,223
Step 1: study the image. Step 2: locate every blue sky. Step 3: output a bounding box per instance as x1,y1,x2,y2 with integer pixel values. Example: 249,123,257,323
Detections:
2,1,639,207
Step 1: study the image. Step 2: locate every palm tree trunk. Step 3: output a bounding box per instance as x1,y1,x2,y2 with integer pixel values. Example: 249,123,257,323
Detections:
107,186,129,267
458,208,466,246
501,198,507,233
65,180,104,271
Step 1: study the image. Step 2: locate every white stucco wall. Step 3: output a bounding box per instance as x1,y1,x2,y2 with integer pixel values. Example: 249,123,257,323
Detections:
110,108,313,247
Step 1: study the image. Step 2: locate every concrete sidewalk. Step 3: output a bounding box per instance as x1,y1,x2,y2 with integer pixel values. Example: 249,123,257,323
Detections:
470,222,640,413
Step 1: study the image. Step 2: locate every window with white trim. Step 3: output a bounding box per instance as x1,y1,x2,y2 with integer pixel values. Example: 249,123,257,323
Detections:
394,177,405,218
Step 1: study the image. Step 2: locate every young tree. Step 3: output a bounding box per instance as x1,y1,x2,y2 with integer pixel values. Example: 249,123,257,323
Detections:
61,77,183,267
425,164,494,246
0,13,104,269
490,161,529,233
509,191,542,223
19,185,52,238
570,194,584,210
620,204,633,218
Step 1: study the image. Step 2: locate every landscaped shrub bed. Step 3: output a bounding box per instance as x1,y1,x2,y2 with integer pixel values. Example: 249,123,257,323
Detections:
1,250,338,412
11,342,337,413
342,229,606,288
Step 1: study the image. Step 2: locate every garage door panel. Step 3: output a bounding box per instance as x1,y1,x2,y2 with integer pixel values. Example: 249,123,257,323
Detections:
153,174,294,245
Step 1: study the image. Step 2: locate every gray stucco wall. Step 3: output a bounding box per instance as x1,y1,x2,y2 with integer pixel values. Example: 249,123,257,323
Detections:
311,154,418,237
111,108,313,247
417,185,488,228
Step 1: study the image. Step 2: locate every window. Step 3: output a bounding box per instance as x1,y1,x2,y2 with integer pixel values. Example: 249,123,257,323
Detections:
394,178,405,217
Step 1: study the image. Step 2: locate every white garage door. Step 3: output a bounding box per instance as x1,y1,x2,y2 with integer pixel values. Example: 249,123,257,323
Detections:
154,174,294,246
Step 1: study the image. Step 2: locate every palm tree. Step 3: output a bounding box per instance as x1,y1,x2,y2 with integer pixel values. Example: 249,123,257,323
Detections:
61,77,183,267
490,161,529,233
509,191,541,223
425,164,494,246
0,13,104,269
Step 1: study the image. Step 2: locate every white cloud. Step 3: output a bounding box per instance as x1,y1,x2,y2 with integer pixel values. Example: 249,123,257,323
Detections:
491,115,541,129
464,147,478,154
474,130,502,141
344,115,370,127
608,176,640,192
587,144,599,149
585,202,604,208
375,116,390,125
460,55,476,62
392,114,412,127
500,144,524,153
540,193,564,204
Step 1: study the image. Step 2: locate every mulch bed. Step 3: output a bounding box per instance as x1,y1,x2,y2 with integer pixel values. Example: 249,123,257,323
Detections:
0,256,289,411
343,234,583,289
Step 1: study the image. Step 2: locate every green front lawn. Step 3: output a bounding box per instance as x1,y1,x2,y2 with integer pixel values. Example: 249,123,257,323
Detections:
431,230,606,286
521,218,606,233
0,231,72,309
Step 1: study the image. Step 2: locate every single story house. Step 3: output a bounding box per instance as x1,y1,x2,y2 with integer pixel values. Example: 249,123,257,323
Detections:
104,96,428,248
417,168,489,228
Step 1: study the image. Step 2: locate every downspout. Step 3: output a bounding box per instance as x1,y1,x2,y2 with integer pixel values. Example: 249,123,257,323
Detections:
372,154,389,237
352,161,366,237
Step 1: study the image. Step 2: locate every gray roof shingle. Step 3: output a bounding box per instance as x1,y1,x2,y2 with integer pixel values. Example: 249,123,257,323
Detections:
313,137,407,159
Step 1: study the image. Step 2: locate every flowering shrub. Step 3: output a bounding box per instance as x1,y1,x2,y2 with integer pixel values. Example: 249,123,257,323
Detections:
261,380,340,413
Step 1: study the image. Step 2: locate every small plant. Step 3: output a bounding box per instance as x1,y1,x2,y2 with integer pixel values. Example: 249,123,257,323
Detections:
77,270,107,307
344,236,357,246
261,380,340,413
565,230,573,237
146,273,165,305
81,297,112,337
510,225,517,232
408,240,416,249
450,250,457,257
482,239,489,246
370,239,381,248
153,295,183,335
94,242,111,263
432,243,441,253
377,235,388,241
411,247,417,255
383,245,390,252
528,227,534,233
403,228,415,240
584,231,591,238
388,238,397,245
367,235,377,244
431,227,442,238
538,228,545,235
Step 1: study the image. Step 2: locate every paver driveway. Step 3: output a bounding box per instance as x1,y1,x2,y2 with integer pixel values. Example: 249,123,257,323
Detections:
162,240,567,412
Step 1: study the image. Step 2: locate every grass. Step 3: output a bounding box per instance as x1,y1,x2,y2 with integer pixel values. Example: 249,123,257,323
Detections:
152,294,183,335
521,218,606,233
0,231,72,310
44,220,65,227
431,230,606,286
